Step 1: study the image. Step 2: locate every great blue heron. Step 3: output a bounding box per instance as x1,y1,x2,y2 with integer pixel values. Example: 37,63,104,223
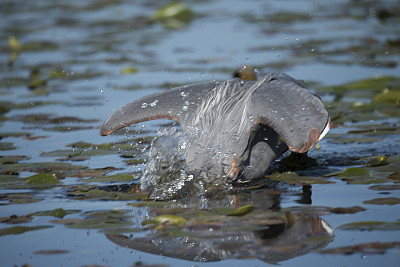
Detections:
101,73,329,184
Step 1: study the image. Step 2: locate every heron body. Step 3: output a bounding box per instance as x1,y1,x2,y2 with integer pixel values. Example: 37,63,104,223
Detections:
101,73,330,185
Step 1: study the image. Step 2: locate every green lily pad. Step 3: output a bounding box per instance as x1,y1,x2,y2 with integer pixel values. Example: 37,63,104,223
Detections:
372,88,400,106
335,167,371,177
0,193,42,205
329,206,366,214
0,155,30,164
338,221,400,231
67,187,147,201
268,172,334,185
82,173,136,183
35,208,81,219
319,241,400,255
152,2,194,29
0,213,34,224
0,142,17,150
142,214,187,227
26,173,60,185
0,225,52,237
369,185,400,191
121,67,138,74
227,205,253,216
67,209,133,230
363,197,400,205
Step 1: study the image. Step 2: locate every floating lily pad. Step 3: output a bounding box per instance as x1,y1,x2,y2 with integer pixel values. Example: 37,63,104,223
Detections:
319,241,400,255
35,208,81,219
227,205,253,216
338,221,400,231
152,2,194,29
369,185,400,191
268,172,334,185
0,213,34,224
0,155,30,164
67,209,133,230
0,193,42,205
0,225,52,237
142,214,187,228
329,206,366,214
363,197,400,205
34,250,69,255
0,142,17,150
334,167,371,177
26,173,60,186
67,187,147,201
82,173,136,183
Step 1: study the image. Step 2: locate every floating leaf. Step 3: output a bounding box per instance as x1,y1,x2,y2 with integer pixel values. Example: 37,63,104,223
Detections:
366,156,389,167
0,213,34,224
142,214,186,227
363,197,400,205
336,167,371,177
268,172,334,185
152,2,194,29
34,250,69,255
338,221,400,231
372,88,400,106
82,173,136,183
0,155,30,164
121,67,138,74
0,225,52,237
35,208,81,219
369,185,400,191
0,142,17,150
319,241,400,255
227,205,253,216
26,173,60,185
329,206,366,214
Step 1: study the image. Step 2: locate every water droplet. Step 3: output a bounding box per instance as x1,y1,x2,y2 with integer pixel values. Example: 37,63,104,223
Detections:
272,110,278,113
141,103,148,109
149,100,159,107
182,101,189,111
263,137,269,141
180,92,189,98
302,107,306,110
99,88,104,93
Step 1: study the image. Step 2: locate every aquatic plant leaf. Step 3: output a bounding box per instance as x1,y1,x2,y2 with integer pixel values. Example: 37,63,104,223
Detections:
366,156,389,167
336,167,371,177
0,131,31,138
68,188,147,201
121,67,138,74
372,88,400,106
152,2,194,29
34,250,69,255
0,193,42,205
26,173,60,185
0,162,87,174
268,172,334,185
0,213,34,224
0,155,30,164
67,209,133,230
363,197,400,205
82,173,136,183
0,225,52,237
319,241,400,255
329,206,366,214
338,221,400,231
35,208,81,218
227,205,253,216
0,142,17,150
369,185,400,191
142,215,186,227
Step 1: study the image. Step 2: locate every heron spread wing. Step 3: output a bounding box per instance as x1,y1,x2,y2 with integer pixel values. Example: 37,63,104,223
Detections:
100,82,218,136
250,74,330,153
